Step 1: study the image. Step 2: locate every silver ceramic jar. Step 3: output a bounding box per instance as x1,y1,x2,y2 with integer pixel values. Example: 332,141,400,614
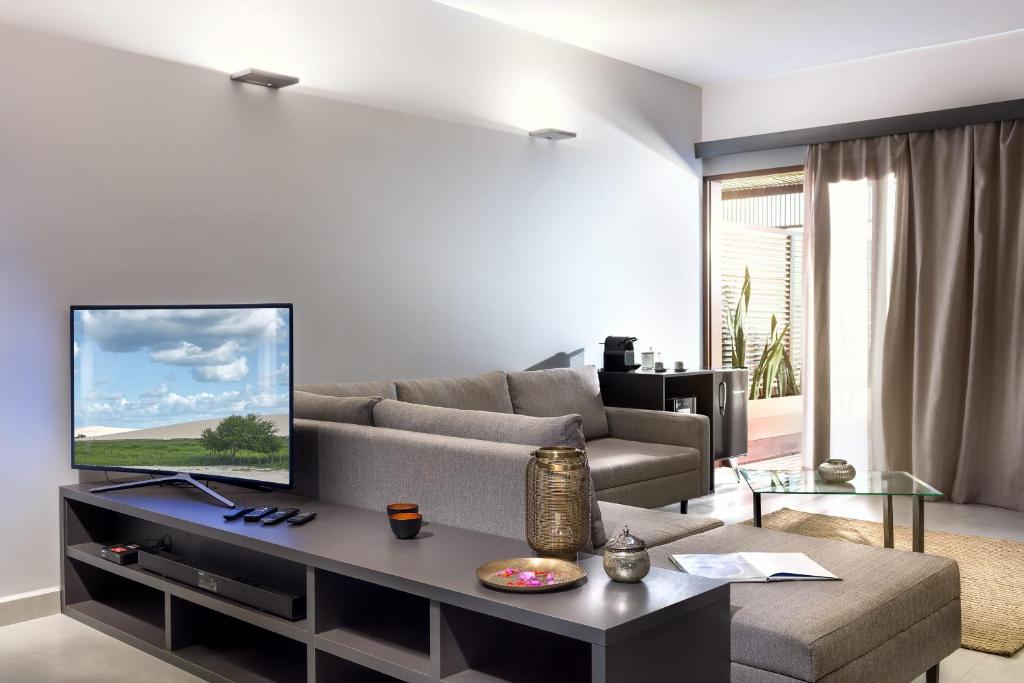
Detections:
817,458,857,483
602,526,650,583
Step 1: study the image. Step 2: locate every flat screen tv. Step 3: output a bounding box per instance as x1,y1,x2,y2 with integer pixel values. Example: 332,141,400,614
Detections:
72,304,292,507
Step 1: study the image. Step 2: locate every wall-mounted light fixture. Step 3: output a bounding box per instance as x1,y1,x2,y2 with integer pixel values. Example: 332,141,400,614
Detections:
229,68,299,89
529,128,577,141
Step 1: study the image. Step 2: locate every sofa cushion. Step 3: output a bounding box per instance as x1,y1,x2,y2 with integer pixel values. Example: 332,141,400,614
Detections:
506,366,610,439
649,525,961,682
394,371,514,413
296,380,397,400
596,501,722,549
293,392,381,425
373,399,583,449
585,437,700,491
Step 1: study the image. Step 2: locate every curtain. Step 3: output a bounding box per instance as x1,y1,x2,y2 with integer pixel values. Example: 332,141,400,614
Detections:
803,122,1024,512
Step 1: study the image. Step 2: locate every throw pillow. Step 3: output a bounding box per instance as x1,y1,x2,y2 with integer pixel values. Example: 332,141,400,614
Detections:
506,366,610,440
373,399,583,448
293,391,380,425
295,380,397,400
394,370,514,413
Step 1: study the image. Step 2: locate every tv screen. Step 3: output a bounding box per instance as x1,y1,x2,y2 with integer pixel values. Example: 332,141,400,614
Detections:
72,304,293,488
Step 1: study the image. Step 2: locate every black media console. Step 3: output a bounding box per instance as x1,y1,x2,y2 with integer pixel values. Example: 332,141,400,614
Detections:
60,484,730,682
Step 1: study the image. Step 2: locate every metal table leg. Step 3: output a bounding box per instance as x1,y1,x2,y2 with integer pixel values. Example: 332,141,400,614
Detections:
912,495,925,553
753,492,762,528
882,495,894,548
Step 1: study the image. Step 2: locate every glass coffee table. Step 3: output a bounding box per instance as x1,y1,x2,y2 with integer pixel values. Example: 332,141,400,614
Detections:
739,468,943,552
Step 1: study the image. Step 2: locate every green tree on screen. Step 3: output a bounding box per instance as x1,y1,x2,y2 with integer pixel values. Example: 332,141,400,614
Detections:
200,414,280,457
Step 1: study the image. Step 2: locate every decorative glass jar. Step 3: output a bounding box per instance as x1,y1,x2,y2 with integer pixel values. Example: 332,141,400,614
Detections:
603,526,650,583
525,446,591,560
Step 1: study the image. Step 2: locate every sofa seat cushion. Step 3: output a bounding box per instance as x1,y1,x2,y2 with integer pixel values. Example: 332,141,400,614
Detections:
649,525,961,682
585,437,700,491
293,392,381,425
395,371,514,413
506,366,610,439
596,501,722,548
373,399,584,449
296,380,397,400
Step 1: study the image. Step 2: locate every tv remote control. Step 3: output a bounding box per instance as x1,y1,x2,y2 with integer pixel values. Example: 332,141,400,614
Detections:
286,511,316,526
260,508,299,525
223,507,255,521
243,506,277,522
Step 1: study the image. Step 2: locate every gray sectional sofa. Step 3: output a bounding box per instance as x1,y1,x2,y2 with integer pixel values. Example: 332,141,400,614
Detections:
297,366,710,511
292,366,960,682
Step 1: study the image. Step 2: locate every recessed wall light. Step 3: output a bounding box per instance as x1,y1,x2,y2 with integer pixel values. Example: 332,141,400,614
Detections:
229,69,299,89
529,128,577,141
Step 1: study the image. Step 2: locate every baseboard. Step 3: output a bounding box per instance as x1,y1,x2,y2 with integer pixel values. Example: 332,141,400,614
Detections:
0,587,60,627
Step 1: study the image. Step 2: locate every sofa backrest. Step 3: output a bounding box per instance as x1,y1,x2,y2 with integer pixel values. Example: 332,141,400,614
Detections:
296,379,397,400
506,366,610,440
394,370,514,413
373,399,584,449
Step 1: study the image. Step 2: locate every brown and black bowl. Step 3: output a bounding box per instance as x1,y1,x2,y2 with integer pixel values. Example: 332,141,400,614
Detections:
386,502,419,516
389,512,423,539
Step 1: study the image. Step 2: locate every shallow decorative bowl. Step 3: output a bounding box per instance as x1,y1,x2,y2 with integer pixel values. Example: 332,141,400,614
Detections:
476,557,586,593
388,512,422,539
386,502,419,516
818,459,857,483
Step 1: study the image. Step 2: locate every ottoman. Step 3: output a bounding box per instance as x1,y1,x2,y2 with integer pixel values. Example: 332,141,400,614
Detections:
650,525,961,682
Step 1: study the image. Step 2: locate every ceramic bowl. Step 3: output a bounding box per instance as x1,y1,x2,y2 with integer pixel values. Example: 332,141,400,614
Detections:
388,512,423,539
817,459,857,483
386,502,419,516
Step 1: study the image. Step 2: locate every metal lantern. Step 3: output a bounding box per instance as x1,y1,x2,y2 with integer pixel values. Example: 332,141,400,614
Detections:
525,446,592,560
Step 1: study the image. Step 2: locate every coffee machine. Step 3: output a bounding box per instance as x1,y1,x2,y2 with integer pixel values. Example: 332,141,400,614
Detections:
601,336,640,372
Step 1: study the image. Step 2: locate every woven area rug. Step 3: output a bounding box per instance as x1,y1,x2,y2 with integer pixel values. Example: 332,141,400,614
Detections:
748,507,1024,656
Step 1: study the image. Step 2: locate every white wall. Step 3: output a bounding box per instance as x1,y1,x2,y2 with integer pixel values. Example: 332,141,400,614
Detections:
702,29,1024,141
0,17,701,598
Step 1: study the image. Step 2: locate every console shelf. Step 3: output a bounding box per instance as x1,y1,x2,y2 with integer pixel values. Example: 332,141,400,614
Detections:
60,484,730,683
171,600,307,683
66,541,310,642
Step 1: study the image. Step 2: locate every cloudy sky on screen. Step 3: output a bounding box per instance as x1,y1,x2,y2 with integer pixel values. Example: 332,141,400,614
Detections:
73,307,290,430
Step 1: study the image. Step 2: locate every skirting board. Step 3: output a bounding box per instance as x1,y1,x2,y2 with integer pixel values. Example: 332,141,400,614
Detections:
0,587,60,627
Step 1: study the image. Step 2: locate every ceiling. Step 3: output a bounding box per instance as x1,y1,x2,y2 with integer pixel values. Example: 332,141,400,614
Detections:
2,0,1023,90
435,0,1024,84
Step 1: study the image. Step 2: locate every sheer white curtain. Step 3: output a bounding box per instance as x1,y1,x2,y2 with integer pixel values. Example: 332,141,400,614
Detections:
802,140,900,472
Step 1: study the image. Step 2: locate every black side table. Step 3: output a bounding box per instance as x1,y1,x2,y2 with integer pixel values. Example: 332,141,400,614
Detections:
598,370,749,493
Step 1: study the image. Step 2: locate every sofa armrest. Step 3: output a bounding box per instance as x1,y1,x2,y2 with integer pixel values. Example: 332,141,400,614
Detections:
293,418,533,541
603,408,711,496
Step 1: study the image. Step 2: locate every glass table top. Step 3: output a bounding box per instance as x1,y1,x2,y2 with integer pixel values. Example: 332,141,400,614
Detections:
739,468,942,496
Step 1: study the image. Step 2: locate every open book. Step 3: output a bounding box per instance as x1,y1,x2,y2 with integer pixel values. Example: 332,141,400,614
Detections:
670,552,839,583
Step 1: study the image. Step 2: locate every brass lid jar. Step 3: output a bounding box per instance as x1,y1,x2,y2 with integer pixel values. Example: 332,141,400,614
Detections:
602,526,651,583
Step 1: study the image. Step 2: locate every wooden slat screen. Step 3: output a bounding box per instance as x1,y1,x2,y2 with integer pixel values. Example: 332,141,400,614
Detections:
718,188,804,392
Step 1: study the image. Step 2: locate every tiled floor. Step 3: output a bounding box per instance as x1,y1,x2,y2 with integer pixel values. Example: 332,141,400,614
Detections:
1,468,1020,682
0,614,199,682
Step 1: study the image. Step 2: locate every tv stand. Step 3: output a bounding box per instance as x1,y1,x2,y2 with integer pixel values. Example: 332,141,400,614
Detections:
61,484,730,682
90,473,236,508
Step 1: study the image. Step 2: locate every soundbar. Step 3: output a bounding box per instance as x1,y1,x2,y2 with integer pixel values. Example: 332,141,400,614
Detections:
138,549,305,621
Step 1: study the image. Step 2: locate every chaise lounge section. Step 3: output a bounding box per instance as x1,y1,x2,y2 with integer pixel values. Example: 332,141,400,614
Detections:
651,525,960,682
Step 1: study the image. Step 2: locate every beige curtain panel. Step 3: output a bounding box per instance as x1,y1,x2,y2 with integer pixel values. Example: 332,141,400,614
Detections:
803,122,1024,512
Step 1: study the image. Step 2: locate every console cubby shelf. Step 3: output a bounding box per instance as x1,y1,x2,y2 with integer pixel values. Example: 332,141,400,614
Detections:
60,485,730,683
66,541,310,642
